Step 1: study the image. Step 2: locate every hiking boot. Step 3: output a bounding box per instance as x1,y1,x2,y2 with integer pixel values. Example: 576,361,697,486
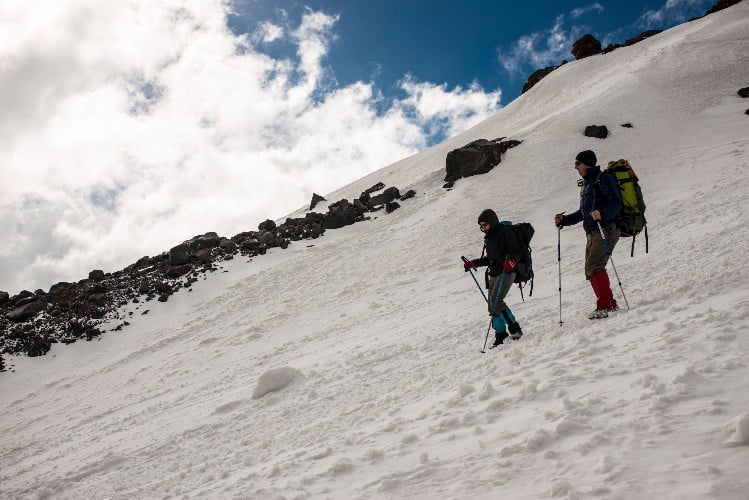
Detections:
492,331,509,347
508,322,523,340
588,306,618,320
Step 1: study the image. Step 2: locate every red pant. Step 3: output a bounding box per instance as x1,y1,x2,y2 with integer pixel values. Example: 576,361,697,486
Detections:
590,270,617,310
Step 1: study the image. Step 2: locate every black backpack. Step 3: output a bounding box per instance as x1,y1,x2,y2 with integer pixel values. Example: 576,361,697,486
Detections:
509,222,535,298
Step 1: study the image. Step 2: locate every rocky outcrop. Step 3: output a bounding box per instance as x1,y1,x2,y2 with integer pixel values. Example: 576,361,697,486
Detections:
309,193,326,210
706,0,743,15
625,30,663,46
738,87,749,98
571,34,601,60
522,65,562,94
445,138,522,183
584,125,609,139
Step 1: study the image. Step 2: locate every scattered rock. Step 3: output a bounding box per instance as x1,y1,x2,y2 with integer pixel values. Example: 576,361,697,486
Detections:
8,301,48,322
445,138,522,183
368,187,401,207
400,189,416,201
0,291,8,304
385,201,400,213
601,43,623,54
49,282,73,294
166,264,192,279
706,0,742,15
621,123,634,128
258,219,276,231
625,30,663,46
738,87,749,98
169,244,191,266
571,34,601,60
584,125,609,139
324,200,361,229
89,270,105,282
309,193,326,210
522,65,560,93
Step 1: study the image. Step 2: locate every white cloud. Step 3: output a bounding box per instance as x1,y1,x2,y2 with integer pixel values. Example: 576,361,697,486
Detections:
638,0,709,29
0,0,502,293
257,21,284,43
570,2,604,18
498,15,585,78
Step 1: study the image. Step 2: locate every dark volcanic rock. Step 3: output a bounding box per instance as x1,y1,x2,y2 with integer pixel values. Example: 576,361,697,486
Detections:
8,301,48,322
584,125,609,139
368,187,401,207
571,34,601,60
0,291,8,304
621,123,634,128
400,189,416,201
522,65,559,93
49,282,73,294
625,30,662,46
28,337,52,357
706,0,742,15
166,264,192,279
738,87,749,98
187,232,220,252
309,193,326,210
444,138,523,183
385,201,400,213
89,270,105,282
324,200,361,229
258,219,276,231
746,109,749,115
169,244,191,265
601,43,623,54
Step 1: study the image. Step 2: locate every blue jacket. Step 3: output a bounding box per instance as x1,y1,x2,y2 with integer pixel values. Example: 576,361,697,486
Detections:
562,165,622,234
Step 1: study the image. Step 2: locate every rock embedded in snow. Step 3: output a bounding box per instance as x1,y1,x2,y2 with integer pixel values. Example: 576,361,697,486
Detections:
584,125,609,139
252,366,304,399
738,87,749,98
571,34,601,60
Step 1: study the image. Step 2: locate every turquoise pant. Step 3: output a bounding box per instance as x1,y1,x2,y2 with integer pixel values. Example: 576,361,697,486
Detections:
492,307,517,333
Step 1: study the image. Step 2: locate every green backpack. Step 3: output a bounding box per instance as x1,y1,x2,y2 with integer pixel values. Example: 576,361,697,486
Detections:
598,159,648,256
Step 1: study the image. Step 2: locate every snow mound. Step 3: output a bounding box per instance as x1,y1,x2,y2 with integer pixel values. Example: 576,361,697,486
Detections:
251,366,304,399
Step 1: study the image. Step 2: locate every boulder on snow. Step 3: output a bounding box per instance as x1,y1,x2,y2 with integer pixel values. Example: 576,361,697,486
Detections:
400,189,416,201
258,219,276,231
88,269,105,282
8,301,48,322
571,34,601,60
368,187,400,207
309,193,326,211
169,244,191,266
522,65,560,93
385,201,400,213
324,200,361,229
621,123,634,128
444,138,522,183
584,125,609,139
625,30,662,46
252,366,304,399
738,87,749,98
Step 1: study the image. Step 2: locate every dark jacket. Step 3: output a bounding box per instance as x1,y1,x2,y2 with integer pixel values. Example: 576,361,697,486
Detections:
562,165,622,233
476,222,522,277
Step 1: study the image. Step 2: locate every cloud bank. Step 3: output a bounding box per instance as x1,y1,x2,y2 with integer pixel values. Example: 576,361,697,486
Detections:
0,0,502,294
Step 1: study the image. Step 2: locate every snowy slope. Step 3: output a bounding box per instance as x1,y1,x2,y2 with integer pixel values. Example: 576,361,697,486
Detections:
2,5,749,499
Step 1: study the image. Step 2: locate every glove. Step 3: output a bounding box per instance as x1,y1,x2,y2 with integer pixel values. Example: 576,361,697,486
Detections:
502,259,517,273
554,213,564,228
463,259,477,272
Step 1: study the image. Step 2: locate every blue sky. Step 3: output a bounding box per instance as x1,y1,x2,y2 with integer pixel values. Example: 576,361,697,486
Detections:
0,0,718,293
230,0,715,105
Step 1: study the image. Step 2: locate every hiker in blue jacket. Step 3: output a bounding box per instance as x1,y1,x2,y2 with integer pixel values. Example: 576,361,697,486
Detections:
555,150,622,319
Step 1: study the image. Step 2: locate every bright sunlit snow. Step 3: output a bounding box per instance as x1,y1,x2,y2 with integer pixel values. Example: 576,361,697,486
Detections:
2,5,749,499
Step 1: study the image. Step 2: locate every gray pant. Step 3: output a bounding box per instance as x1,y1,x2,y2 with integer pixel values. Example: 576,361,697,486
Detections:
585,224,621,279
487,272,515,315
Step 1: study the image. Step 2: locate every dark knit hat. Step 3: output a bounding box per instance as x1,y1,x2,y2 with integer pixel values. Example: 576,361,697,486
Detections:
478,209,499,225
575,150,597,167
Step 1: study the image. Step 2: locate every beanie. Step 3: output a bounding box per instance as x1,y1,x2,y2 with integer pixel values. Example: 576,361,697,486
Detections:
575,150,597,167
478,209,499,225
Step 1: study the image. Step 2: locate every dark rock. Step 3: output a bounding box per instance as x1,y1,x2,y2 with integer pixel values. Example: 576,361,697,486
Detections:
625,30,662,46
10,290,35,306
138,280,150,294
14,295,41,308
745,109,749,115
166,264,192,279
358,192,371,204
601,43,622,54
169,244,191,265
89,269,105,282
738,87,749,98
706,0,742,15
195,249,213,263
443,181,454,189
219,238,237,253
158,295,169,303
369,187,401,207
309,193,326,211
584,125,609,139
571,34,602,60
522,65,559,93
155,282,172,294
363,182,385,195
34,289,46,296
400,189,416,201
28,337,52,357
0,291,8,304
444,138,522,183
385,202,400,213
324,199,360,229
258,219,276,231
621,123,634,128
49,282,73,294
187,233,221,252
76,302,93,316
8,301,48,322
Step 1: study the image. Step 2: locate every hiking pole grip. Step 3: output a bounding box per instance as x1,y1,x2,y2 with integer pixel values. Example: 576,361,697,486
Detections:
462,256,489,305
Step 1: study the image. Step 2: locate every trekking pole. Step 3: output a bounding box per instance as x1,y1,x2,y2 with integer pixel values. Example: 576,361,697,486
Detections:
595,221,630,311
461,256,489,305
557,226,563,326
481,271,506,353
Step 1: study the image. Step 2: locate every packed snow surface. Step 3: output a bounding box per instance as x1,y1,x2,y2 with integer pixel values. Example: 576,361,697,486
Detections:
2,5,749,499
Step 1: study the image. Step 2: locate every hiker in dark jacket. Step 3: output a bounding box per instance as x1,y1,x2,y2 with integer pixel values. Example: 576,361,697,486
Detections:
555,150,623,319
464,209,524,346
